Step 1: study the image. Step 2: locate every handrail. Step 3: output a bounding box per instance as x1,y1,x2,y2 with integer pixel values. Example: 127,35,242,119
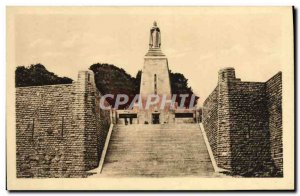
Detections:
198,123,228,173
98,123,114,174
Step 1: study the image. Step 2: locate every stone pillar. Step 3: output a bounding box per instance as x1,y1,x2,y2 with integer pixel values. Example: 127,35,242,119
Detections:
66,70,100,176
216,67,236,170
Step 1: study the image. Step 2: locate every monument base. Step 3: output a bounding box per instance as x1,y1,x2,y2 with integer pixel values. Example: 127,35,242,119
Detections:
145,48,165,56
138,109,175,124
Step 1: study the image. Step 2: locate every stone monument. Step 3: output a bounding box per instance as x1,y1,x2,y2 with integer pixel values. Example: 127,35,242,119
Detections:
138,21,174,124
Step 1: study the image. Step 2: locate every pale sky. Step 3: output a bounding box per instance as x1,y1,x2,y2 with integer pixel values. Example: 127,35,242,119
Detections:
13,7,290,105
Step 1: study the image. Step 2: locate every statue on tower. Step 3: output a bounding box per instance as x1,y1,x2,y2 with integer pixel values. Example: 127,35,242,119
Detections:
149,21,161,49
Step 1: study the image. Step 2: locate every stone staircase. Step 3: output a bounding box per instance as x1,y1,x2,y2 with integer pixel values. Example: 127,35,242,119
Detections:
94,123,216,177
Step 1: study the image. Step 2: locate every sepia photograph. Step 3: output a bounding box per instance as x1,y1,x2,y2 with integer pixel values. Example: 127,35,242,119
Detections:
6,6,294,190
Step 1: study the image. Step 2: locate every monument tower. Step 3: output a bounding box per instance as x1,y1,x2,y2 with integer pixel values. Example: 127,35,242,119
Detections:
138,21,173,124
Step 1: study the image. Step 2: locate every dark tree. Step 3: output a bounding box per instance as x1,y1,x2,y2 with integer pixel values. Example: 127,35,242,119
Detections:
15,64,72,87
169,70,199,108
134,70,142,94
89,63,137,109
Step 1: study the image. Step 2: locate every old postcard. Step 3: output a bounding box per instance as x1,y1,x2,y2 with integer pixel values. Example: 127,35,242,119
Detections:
6,6,294,190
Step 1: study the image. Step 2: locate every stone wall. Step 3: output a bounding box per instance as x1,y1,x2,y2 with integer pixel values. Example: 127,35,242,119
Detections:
266,72,283,175
202,87,218,163
228,81,272,175
203,68,283,176
16,71,111,178
16,84,74,178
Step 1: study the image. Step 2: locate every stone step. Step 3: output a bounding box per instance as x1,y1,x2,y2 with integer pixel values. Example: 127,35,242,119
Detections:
101,162,214,177
115,125,200,129
100,123,215,177
111,132,202,136
114,128,200,130
106,149,210,153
